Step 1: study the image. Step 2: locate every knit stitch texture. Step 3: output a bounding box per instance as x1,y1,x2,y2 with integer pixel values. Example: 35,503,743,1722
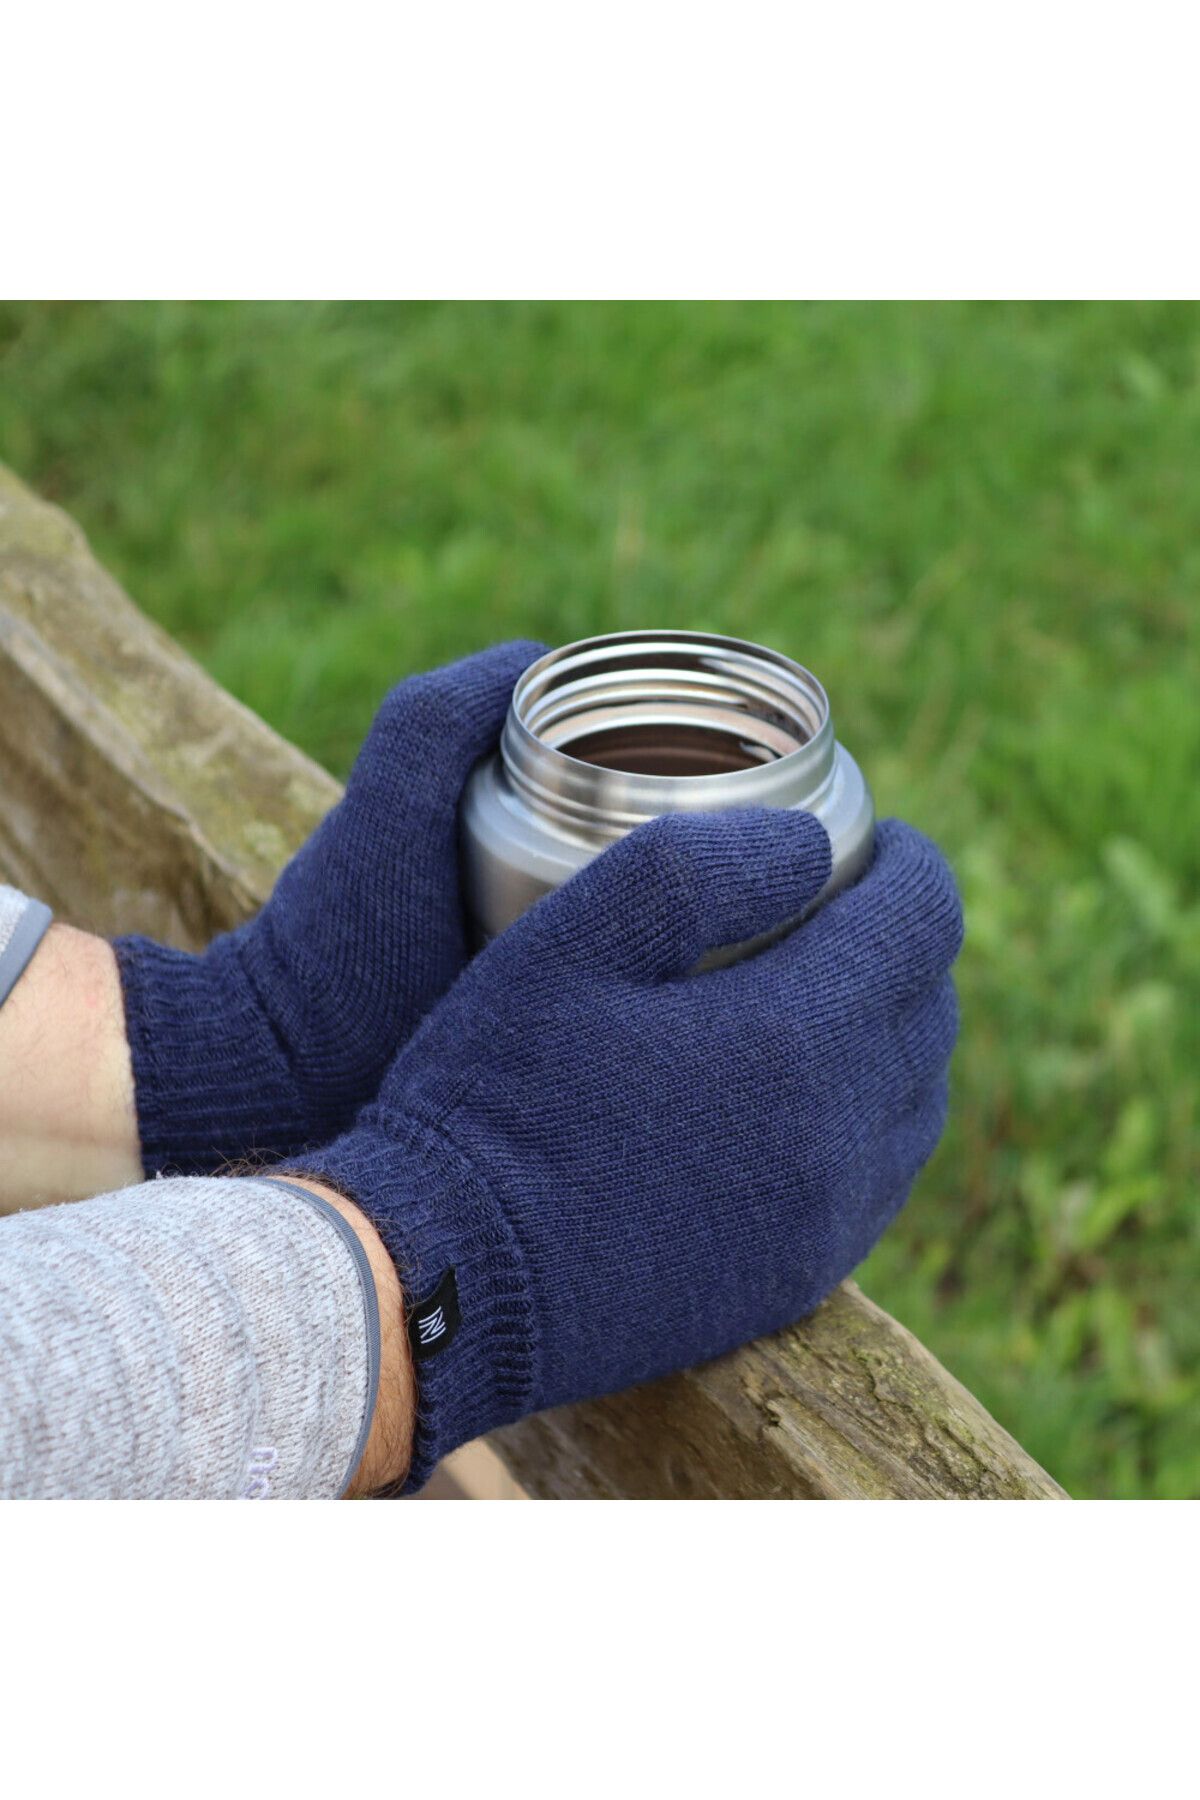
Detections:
0,1176,375,1499
114,642,544,1173
296,809,963,1493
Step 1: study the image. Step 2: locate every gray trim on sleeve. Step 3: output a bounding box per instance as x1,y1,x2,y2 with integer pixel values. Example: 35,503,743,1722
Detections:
0,894,53,1009
265,1179,382,1497
0,1175,380,1499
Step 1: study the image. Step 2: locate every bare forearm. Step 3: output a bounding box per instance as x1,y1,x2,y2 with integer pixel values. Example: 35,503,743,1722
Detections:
0,924,141,1213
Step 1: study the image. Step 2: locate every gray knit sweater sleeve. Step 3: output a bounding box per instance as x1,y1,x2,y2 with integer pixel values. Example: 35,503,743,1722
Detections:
0,885,53,1009
0,1176,379,1499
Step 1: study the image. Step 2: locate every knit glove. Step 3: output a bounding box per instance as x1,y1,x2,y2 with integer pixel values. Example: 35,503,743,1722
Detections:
296,808,963,1493
115,641,545,1173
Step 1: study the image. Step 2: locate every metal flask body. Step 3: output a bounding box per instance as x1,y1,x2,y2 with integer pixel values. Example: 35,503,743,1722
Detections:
460,630,875,963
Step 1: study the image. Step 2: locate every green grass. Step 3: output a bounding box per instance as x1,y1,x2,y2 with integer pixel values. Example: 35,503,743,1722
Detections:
2,300,1197,1497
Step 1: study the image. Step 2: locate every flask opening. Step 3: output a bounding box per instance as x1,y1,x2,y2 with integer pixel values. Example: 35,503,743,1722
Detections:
513,631,823,790
563,720,781,776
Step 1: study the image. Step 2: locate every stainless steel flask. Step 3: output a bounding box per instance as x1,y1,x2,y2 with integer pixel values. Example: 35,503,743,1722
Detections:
461,629,874,951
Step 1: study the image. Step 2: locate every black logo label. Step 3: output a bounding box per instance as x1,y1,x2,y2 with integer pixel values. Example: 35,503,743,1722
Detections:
407,1268,461,1362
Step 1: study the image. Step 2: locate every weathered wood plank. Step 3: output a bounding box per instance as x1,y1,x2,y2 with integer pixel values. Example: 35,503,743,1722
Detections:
0,462,340,942
0,462,1067,1499
491,1280,1065,1498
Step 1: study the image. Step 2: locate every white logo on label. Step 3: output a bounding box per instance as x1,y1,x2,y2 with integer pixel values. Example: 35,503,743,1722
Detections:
418,1306,447,1345
242,1446,278,1500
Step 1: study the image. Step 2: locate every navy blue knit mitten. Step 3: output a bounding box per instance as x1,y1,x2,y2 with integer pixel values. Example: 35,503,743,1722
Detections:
115,641,545,1173
296,808,963,1492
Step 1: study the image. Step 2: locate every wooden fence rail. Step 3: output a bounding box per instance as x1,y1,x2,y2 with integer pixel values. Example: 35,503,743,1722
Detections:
0,463,1067,1499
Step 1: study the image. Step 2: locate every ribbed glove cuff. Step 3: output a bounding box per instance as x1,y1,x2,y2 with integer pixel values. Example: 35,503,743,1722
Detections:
114,932,312,1175
0,886,52,1009
290,1112,537,1494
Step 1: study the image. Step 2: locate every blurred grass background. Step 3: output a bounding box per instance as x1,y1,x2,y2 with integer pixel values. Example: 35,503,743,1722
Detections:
1,300,1196,1497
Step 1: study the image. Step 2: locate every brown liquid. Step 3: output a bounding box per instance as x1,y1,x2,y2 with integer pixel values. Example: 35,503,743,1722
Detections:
566,723,775,777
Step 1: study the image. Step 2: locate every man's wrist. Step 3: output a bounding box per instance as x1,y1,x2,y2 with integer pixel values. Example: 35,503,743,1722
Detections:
0,924,141,1212
290,1117,536,1492
267,1176,415,1496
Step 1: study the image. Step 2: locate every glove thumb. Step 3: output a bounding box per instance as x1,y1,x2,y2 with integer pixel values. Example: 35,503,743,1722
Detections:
540,807,833,981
